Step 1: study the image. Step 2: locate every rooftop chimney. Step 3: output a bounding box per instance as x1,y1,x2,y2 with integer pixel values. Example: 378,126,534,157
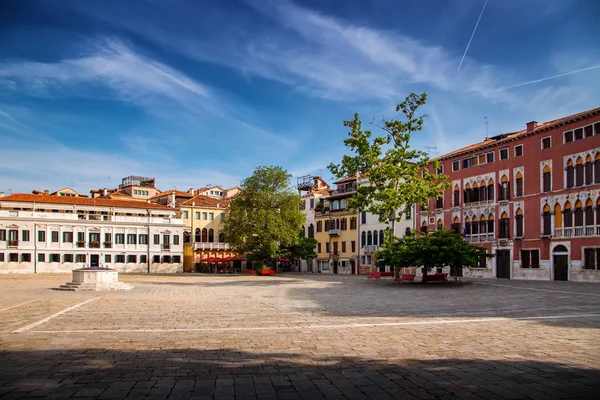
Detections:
43,190,49,195
103,188,108,197
188,188,195,195
0,192,4,198
526,121,538,133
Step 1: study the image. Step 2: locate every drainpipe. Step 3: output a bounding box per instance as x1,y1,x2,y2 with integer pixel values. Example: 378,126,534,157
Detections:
356,210,361,275
147,209,151,274
33,223,37,274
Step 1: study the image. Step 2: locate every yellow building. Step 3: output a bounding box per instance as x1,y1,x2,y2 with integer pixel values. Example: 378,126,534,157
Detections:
314,176,359,274
180,194,236,272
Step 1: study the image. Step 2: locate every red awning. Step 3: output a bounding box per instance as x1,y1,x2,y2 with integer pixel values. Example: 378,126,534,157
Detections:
277,258,291,262
229,255,245,261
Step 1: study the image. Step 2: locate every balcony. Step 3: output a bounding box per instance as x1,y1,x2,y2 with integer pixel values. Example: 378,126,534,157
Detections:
8,240,18,248
89,241,100,248
574,226,584,237
563,228,573,238
364,245,379,253
104,242,112,248
586,226,595,236
329,229,340,236
554,228,563,238
192,242,230,251
76,241,85,248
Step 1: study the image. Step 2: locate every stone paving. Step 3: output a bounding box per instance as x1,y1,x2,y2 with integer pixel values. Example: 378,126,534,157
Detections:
0,273,599,399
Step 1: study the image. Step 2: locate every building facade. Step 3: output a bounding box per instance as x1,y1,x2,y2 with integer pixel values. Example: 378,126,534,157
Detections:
0,193,184,273
180,194,235,272
419,107,600,282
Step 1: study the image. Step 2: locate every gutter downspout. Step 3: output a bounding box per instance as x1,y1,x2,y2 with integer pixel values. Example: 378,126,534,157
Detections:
33,223,37,274
147,209,151,274
357,210,360,275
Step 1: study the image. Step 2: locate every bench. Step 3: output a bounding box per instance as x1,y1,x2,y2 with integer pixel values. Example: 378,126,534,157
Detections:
260,269,276,276
423,272,448,283
398,274,416,282
367,272,394,281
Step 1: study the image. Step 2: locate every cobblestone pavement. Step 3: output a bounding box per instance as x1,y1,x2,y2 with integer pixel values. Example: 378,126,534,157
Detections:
0,273,599,399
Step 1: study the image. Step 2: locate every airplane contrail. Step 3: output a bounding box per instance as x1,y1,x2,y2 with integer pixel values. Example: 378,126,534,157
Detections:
490,64,600,92
458,0,489,72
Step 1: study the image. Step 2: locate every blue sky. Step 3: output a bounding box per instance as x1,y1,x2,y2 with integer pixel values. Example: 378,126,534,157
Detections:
1,0,599,194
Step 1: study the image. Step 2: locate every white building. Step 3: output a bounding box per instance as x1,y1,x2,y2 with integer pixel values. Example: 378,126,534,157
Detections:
357,177,417,273
0,193,184,273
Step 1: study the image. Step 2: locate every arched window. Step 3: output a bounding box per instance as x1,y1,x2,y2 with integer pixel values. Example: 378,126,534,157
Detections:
332,200,339,210
479,182,487,201
453,185,460,206
585,155,593,185
554,203,562,231
361,231,366,247
488,214,495,235
541,205,550,236
218,232,225,243
373,230,378,245
564,202,573,235
367,231,373,245
421,220,428,233
195,228,201,242
499,212,510,238
465,217,471,235
437,219,443,230
575,157,584,187
208,228,214,242
543,165,551,192
515,172,523,197
597,198,600,226
201,228,208,242
464,183,471,204
341,218,347,231
339,199,345,209
301,225,305,237
487,178,495,200
451,216,460,233
566,159,574,188
184,231,191,243
308,223,314,238
553,245,568,253
379,230,384,245
585,199,593,229
324,220,330,231
472,183,479,202
471,217,478,235
499,175,510,201
336,218,340,230
574,200,584,235
479,215,487,235
595,153,600,184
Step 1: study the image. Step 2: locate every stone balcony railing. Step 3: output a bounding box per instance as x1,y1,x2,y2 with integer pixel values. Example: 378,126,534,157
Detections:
192,242,230,251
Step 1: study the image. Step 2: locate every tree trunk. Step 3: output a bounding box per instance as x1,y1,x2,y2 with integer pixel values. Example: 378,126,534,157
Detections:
422,266,428,283
391,218,400,279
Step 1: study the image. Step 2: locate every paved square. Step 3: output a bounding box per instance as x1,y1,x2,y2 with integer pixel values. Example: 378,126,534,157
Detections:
1,273,599,399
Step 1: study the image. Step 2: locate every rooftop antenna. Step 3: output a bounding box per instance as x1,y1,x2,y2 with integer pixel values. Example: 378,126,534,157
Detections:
424,146,438,157
484,116,489,140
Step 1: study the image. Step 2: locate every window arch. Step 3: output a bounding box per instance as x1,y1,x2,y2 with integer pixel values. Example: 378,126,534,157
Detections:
367,230,373,246
554,203,562,229
595,153,600,184
379,230,384,245
373,230,378,246
361,231,366,247
515,208,524,237
453,185,460,206
336,218,340,230
487,178,495,200
201,228,208,242
437,219,443,230
195,228,201,242
465,216,471,235
473,182,480,202
553,245,568,253
515,171,523,197
499,212,510,238
566,159,574,188
479,181,487,201
499,175,510,201
218,232,225,243
575,157,584,187
308,223,314,238
585,199,593,228
464,183,471,204
488,213,495,235
208,228,214,242
585,155,593,185
574,200,584,233
331,200,339,210
471,216,478,234
184,231,191,243
541,205,551,236
339,199,345,209
543,165,551,192
479,214,487,235
421,220,428,233
564,201,573,234
452,216,460,233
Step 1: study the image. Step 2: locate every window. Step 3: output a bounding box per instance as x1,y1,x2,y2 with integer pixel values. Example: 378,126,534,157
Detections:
202,212,207,220
182,211,188,219
221,213,226,222
22,230,30,242
140,255,147,263
38,230,46,242
49,254,60,263
499,178,510,201
583,248,600,270
62,231,73,243
405,206,412,219
127,234,136,244
585,156,593,185
64,254,73,263
116,255,125,263
574,128,583,141
0,230,5,241
543,166,551,192
153,255,161,263
154,234,160,244
462,158,473,169
317,243,321,253
139,234,148,245
127,255,137,263
515,173,523,197
486,152,494,163
361,211,366,224
499,213,510,239
521,250,540,268
105,254,111,263
436,196,443,209
173,255,181,263
542,205,552,236
310,199,315,209
500,147,509,160
515,209,524,238
37,253,44,262
163,255,172,263
584,125,594,138
325,242,330,253
476,256,487,268
566,159,574,188
76,254,86,263
541,137,551,149
115,233,125,244
575,158,584,187
9,253,18,262
209,212,214,221
564,130,573,143
515,145,523,157
351,241,356,253
173,235,180,245
21,253,31,262
350,217,357,229
452,160,460,171
50,231,58,243
195,212,200,220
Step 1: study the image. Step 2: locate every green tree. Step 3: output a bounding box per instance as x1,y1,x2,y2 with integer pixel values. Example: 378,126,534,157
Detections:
377,228,491,280
223,166,306,268
328,92,450,242
281,234,318,261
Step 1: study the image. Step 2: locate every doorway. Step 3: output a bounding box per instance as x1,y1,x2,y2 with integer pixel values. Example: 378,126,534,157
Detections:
90,254,99,268
496,250,511,279
552,245,569,281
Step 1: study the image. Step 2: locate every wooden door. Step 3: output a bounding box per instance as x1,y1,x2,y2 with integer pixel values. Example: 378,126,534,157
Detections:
553,255,568,281
496,250,511,279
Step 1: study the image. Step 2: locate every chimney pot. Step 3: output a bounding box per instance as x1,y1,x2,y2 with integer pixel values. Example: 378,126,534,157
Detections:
526,121,538,132
43,190,49,195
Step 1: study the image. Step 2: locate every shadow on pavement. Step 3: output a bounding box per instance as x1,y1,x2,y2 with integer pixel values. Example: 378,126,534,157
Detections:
0,348,598,399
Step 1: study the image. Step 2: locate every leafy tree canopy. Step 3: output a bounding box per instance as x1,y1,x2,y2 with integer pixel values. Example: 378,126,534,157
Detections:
222,166,305,266
281,234,318,261
328,92,450,232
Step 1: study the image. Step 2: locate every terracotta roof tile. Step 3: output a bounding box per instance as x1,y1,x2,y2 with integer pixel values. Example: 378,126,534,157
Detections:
333,175,358,184
0,194,175,210
180,194,229,208
437,106,600,160
149,190,193,200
